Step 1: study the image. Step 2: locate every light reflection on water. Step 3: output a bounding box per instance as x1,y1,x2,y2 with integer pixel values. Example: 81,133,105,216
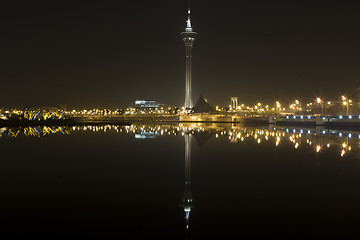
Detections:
2,123,360,237
2,123,360,159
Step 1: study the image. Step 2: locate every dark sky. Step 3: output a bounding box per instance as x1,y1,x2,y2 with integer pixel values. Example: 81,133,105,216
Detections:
1,0,360,109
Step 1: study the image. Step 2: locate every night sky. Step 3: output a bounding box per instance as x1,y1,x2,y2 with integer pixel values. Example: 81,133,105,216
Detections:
1,0,360,109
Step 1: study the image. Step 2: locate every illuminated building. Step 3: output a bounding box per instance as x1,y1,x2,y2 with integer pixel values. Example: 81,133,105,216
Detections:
132,100,166,114
230,97,238,109
134,100,161,108
192,93,215,113
181,8,197,110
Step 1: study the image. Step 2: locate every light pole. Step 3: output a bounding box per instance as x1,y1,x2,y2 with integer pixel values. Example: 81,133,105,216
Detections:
295,99,301,114
316,97,323,116
343,101,349,115
342,95,350,116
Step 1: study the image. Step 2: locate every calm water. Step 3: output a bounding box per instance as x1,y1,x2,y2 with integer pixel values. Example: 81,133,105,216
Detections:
1,123,360,238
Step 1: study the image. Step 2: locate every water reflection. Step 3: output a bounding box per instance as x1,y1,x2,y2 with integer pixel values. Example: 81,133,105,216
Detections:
2,124,360,159
2,123,360,237
0,126,71,138
181,131,194,238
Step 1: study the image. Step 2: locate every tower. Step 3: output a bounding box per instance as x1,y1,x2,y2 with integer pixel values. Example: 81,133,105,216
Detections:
230,97,238,109
181,7,197,110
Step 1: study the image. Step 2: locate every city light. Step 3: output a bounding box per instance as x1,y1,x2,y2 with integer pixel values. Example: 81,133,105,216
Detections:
1,123,357,158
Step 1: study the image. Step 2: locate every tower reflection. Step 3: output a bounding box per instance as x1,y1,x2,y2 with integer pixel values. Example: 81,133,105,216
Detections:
181,131,195,238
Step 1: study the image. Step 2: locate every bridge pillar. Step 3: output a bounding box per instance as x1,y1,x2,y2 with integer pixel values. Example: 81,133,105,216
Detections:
269,116,276,124
316,126,325,135
316,116,324,126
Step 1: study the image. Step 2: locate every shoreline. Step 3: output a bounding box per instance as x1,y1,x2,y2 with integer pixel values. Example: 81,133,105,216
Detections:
2,116,360,130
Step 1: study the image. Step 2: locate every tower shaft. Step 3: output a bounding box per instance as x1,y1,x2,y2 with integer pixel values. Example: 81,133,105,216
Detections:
181,9,197,110
184,45,193,109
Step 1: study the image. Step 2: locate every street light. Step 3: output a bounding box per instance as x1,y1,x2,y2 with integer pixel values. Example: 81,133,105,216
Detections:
275,101,281,111
342,95,350,115
294,99,301,114
316,97,324,116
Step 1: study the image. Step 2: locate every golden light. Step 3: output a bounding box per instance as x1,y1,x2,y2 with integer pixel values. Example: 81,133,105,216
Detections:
316,145,321,152
341,149,345,157
316,97,322,103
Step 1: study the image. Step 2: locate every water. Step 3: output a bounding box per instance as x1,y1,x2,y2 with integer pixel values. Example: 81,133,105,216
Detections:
1,123,360,238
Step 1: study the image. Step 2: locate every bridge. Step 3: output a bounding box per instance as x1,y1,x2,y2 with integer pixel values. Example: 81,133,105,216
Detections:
268,115,360,127
180,113,360,128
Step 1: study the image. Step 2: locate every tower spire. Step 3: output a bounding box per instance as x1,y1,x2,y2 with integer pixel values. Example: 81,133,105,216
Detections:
181,1,197,110
186,8,192,29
